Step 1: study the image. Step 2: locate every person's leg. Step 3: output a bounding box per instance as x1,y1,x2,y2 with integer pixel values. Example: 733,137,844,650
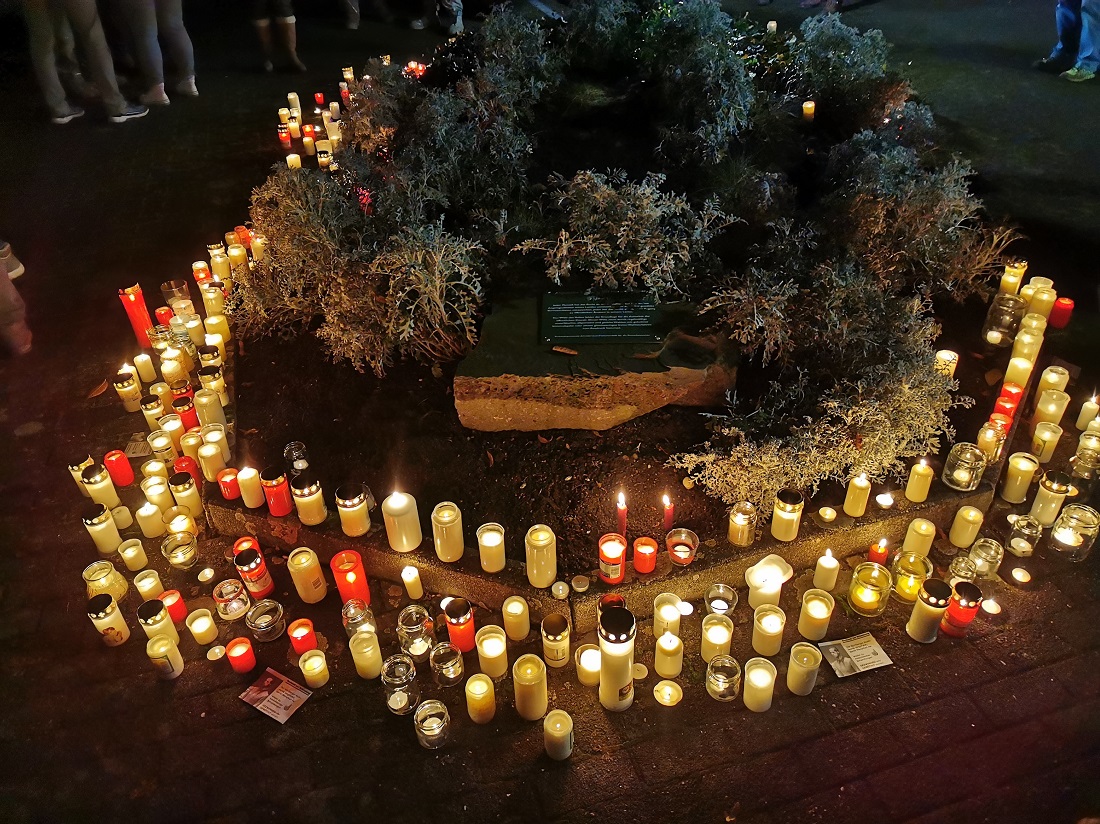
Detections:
1051,0,1083,63
23,0,74,119
118,0,168,101
61,0,130,114
275,2,306,72
344,0,360,29
1076,0,1099,71
0,246,32,356
154,0,196,84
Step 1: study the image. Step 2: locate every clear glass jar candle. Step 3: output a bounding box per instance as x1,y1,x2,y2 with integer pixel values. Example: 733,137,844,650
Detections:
524,524,557,588
942,443,987,491
981,293,1027,347
476,522,506,573
430,642,465,687
413,699,450,749
291,473,328,526
653,592,682,637
705,583,737,616
1070,449,1099,503
976,419,1008,463
161,531,198,570
727,501,757,547
947,556,978,586
665,527,699,566
770,488,804,542
847,562,892,617
891,552,934,602
87,594,130,646
335,483,371,537
213,579,251,621
1006,514,1042,557
82,560,129,603
382,654,419,715
245,599,286,642
342,598,376,637
705,654,742,701
397,604,433,662
431,501,465,563
1049,504,1099,563
968,538,1004,579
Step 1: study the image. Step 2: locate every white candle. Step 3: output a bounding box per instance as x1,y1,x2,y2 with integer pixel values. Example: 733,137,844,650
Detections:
196,442,227,482
1029,286,1057,318
905,459,934,503
544,710,574,761
598,627,635,713
83,505,122,556
743,658,777,713
159,357,184,386
524,525,557,588
287,92,300,111
949,506,984,548
134,354,157,383
160,415,184,452
477,523,506,573
465,674,496,724
1032,423,1063,463
141,460,168,480
350,631,383,679
575,645,602,686
652,631,683,680
901,518,937,557
797,589,834,641
813,549,839,590
1000,452,1040,503
204,314,232,344
653,593,682,636
1004,357,1034,387
767,19,777,34
237,467,266,509
287,547,327,604
170,476,203,517
69,456,93,497
146,635,185,680
205,332,226,360
302,136,315,155
786,643,823,696
905,580,952,643
82,466,120,509
140,477,174,514
1076,397,1099,431
702,614,735,662
475,625,509,679
118,539,148,571
751,607,785,656
934,350,958,378
746,564,785,609
513,654,548,721
770,506,801,542
502,597,530,641
401,565,424,600
111,505,133,530
1033,390,1071,429
186,609,219,645
88,596,130,646
1030,478,1069,526
431,501,464,562
138,606,179,644
292,479,327,526
1012,329,1043,362
134,570,164,600
382,491,422,552
299,650,330,688
286,153,301,169
843,474,871,518
201,424,231,461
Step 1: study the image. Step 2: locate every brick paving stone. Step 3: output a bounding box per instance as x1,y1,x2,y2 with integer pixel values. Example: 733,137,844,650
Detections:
972,623,1076,676
880,693,994,758
1048,649,1100,699
759,779,893,824
791,718,912,785
967,663,1076,727
1049,605,1100,652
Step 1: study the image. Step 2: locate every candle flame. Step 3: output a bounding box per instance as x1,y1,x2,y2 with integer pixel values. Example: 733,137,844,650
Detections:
878,538,887,548
662,494,670,507
617,492,626,508
346,572,356,583
825,548,833,560
919,458,927,468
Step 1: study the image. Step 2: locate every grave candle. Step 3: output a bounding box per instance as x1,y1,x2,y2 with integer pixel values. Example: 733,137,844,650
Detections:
400,565,424,599
217,468,240,500
444,598,477,653
653,631,683,679
140,395,165,431
1032,422,1063,463
1029,287,1057,319
299,650,330,688
287,547,327,604
743,658,777,713
524,524,557,588
335,483,371,537
259,466,292,517
939,582,983,638
727,501,757,547
286,153,301,169
291,474,327,526
786,642,823,696
237,467,266,508
905,459,934,503
632,537,657,574
891,551,933,602
82,504,121,556
616,492,628,537
949,506,984,548
431,501,464,562
194,389,227,429
146,635,185,680
159,590,187,623
797,589,834,641
770,488,803,542
134,569,164,600
843,473,871,518
350,631,383,679
113,371,143,412
598,533,627,584
513,654,548,721
82,464,121,509
180,431,204,465
934,349,958,378
701,613,735,661
541,613,570,668
186,609,219,645
476,522,506,573
1000,452,1040,503
169,471,202,518
196,442,226,483
1049,297,1074,328
544,710,574,761
653,593,682,636
289,618,318,655
103,451,134,488
69,455,94,497
750,606,784,656
331,550,370,604
1033,389,1071,430
235,548,274,598
502,596,530,641
87,594,130,646
813,549,839,590
119,284,153,348
199,423,230,462
118,539,148,571
466,674,496,724
1012,329,1043,362
137,599,179,643
133,353,156,383
475,625,509,679
905,578,952,643
598,607,636,713
302,136,315,156
868,537,889,565
1030,471,1071,526
1076,396,1099,431
382,490,422,552
1004,357,1034,387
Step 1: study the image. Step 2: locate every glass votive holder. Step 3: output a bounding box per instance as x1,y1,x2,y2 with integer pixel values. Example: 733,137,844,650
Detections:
705,583,738,616
83,560,129,603
341,598,376,637
890,551,934,602
981,293,1028,347
147,430,177,462
161,278,191,307
134,569,164,601
397,604,434,662
382,654,419,715
429,642,465,687
968,538,1004,579
413,699,450,749
1006,514,1042,557
947,556,978,586
941,443,987,492
213,579,251,621
1049,504,1099,563
705,654,742,702
847,562,892,617
665,527,699,566
245,599,286,642
727,501,757,548
162,505,196,537
160,531,198,570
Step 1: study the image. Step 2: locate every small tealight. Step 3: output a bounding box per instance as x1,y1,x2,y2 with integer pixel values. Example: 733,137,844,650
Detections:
207,645,226,661
653,680,683,707
551,581,570,600
875,492,895,510
677,601,695,617
818,506,837,523
571,575,590,593
197,567,215,584
632,663,648,680
1011,567,1032,584
981,599,1002,615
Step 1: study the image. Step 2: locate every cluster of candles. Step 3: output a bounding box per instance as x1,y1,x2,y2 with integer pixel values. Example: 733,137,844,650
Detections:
278,82,352,170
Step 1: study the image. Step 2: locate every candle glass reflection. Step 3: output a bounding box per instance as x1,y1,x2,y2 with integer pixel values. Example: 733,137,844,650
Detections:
847,562,892,617
1048,504,1099,563
705,654,742,702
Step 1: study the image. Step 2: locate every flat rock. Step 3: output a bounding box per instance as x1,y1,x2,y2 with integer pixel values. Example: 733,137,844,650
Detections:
455,297,737,431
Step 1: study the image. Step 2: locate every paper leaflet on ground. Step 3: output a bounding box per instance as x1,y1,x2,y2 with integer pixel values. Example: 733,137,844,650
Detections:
240,668,312,723
818,632,893,677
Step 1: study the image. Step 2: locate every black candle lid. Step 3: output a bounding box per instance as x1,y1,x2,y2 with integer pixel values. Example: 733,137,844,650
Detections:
542,613,569,640
919,578,953,607
137,599,167,624
444,598,472,623
82,503,110,524
87,593,115,618
598,605,636,643
952,581,983,607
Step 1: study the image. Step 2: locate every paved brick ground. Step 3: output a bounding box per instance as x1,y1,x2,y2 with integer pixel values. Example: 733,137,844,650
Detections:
0,1,1097,823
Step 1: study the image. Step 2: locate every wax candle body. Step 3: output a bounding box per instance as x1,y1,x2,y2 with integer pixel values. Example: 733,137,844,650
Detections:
83,466,121,509
88,596,130,646
292,484,327,526
901,518,936,557
1076,398,1099,431
118,539,148,571
382,492,422,552
702,614,735,661
949,506,984,548
770,508,801,542
477,523,506,573
797,590,834,641
1032,423,1062,463
287,547,328,604
813,550,839,590
654,631,683,679
843,475,871,518
743,659,777,712
465,674,496,724
653,593,681,636
935,350,959,377
300,650,330,687
513,654,548,721
431,502,464,562
905,461,934,503
525,525,557,588
575,645,602,686
350,631,383,679
1033,390,1070,429
146,635,185,680
134,570,165,600
502,596,530,641
401,565,424,599
786,643,822,696
475,625,509,679
238,468,266,508
186,610,219,644
544,710,574,761
84,506,122,556
906,580,952,643
1030,479,1069,526
197,442,227,482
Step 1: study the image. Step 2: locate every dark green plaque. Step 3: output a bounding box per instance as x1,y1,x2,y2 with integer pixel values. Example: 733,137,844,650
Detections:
540,293,662,345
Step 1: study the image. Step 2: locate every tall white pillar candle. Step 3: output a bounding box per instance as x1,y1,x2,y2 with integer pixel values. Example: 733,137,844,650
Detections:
134,354,157,383
843,474,871,518
598,610,636,713
949,506,984,548
237,467,266,508
654,631,683,679
742,658,777,712
905,460,934,503
513,654,548,721
1000,452,1040,503
477,523,506,573
786,643,822,696
401,565,424,600
1004,357,1034,387
382,491,422,552
813,549,839,590
544,710,574,761
902,518,937,557
350,631,383,679
1076,396,1099,431
797,589,834,641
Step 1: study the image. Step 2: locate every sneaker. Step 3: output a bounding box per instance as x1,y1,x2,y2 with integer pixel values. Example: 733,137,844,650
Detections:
175,76,199,97
1032,56,1073,74
449,15,463,34
50,106,84,125
410,16,427,29
1061,66,1097,82
0,242,24,280
139,84,170,106
109,103,149,123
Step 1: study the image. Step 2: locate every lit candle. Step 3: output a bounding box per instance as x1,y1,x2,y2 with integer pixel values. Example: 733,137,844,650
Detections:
800,589,836,640
1030,471,1071,526
400,565,424,600
746,556,791,608
574,644,602,686
524,524,557,588
1032,389,1071,430
465,674,496,724
654,680,684,707
350,631,383,679
598,533,627,585
382,490,422,552
118,539,148,571
431,501,464,562
476,523,506,573
287,547,327,604
237,467,266,509
82,464,121,509
136,600,179,643
1000,260,1026,294
661,494,675,532
131,500,163,539
475,625,509,679
134,569,164,601
902,517,936,557
702,614,735,662
868,537,889,565
653,593,682,636
727,501,757,547
905,459,934,503
817,506,836,523
299,650,330,688
934,349,959,378
770,489,803,542
204,314,232,344
544,710,574,761
331,550,370,604
742,658,777,713
750,607,784,656
186,609,219,645
616,492,628,537
205,332,226,360
653,631,683,679
159,590,187,623
146,635,185,680
843,474,871,518
875,491,895,510
813,549,839,590
905,579,952,643
1004,357,1033,387
289,618,318,655
302,136,315,156
502,596,530,641
802,100,815,121
512,654,548,721
68,455,94,497
767,19,777,34
196,442,226,483
948,505,984,548
1031,422,1063,463
1029,286,1057,319
633,537,657,574
786,642,822,696
82,504,122,556
598,607,636,713
1076,396,1099,431
290,474,327,526
87,594,130,646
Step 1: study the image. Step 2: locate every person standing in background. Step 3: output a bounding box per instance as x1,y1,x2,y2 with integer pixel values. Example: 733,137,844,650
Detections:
252,0,306,73
116,0,198,105
1034,0,1098,81
0,242,32,356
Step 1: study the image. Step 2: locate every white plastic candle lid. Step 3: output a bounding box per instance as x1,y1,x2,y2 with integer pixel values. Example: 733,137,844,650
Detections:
551,581,570,600
571,575,590,593
207,646,226,661
632,663,648,680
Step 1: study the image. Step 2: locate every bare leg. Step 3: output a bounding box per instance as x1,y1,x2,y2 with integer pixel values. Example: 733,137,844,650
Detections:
277,17,306,72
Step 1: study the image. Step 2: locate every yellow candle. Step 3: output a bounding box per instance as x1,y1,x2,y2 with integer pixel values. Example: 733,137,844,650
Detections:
701,614,734,662
813,549,839,590
382,491,422,552
185,610,219,645
299,650,330,688
751,607,785,656
502,597,530,641
935,350,959,378
796,590,834,641
743,658,777,712
575,644,602,686
465,674,496,724
512,654,548,721
401,566,424,600
949,505,984,548
475,625,509,679
802,100,815,121
843,474,871,518
905,459,934,503
1004,357,1034,387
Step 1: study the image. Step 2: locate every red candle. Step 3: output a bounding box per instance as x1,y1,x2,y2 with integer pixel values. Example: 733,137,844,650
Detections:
278,124,291,146
288,619,318,655
444,598,476,652
118,284,153,348
260,466,293,517
661,494,675,533
1049,297,1074,329
999,382,1024,404
868,538,889,565
235,548,275,598
173,456,202,487
103,450,134,487
302,124,315,139
616,492,628,537
598,533,627,585
632,537,657,575
234,225,253,246
989,412,1013,433
993,396,1018,420
170,379,194,401
940,582,983,637
172,397,199,429
331,550,371,604
314,92,325,107
227,637,257,673
233,536,260,556
192,261,212,285
159,590,187,623
218,468,241,500
154,305,175,326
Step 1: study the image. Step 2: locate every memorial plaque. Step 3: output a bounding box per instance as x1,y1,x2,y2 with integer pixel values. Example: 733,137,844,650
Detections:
540,292,662,345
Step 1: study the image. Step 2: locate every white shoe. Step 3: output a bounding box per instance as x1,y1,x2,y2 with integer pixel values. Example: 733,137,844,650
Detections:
175,76,199,96
139,84,170,106
410,17,427,29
